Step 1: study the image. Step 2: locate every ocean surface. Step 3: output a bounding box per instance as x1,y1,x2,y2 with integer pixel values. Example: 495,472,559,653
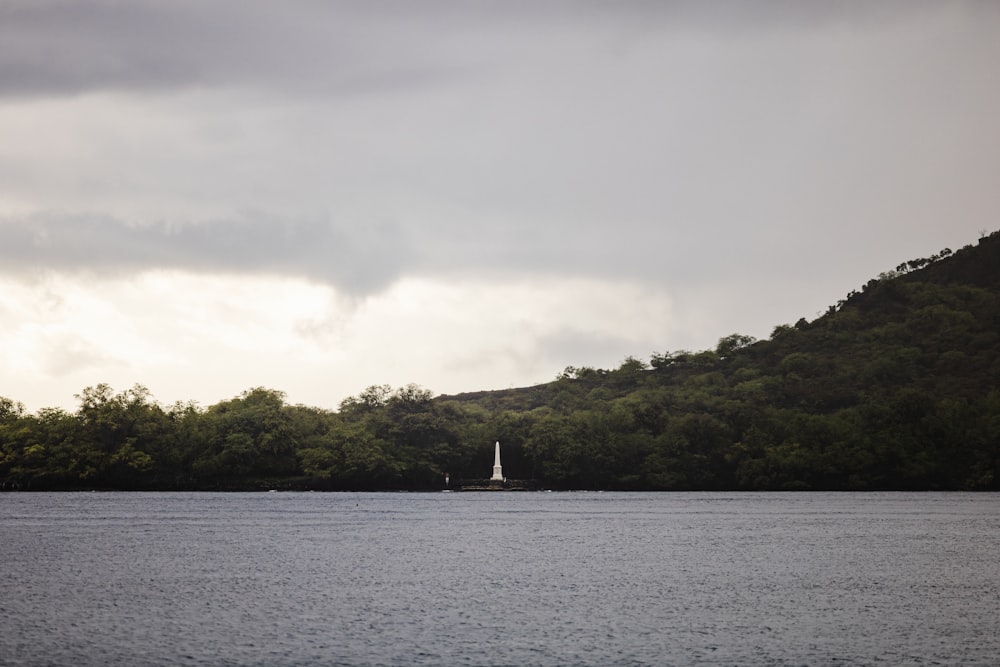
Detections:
1,492,998,666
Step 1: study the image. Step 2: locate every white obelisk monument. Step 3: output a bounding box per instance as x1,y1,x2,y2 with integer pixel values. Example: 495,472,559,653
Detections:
490,441,504,481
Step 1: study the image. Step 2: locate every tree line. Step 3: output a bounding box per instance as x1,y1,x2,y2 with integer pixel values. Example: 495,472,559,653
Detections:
2,232,999,491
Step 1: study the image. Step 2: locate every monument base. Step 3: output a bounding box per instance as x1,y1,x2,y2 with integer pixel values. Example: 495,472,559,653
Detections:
449,478,541,491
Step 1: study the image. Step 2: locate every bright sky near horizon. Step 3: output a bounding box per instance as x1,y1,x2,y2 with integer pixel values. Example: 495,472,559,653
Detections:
2,0,998,413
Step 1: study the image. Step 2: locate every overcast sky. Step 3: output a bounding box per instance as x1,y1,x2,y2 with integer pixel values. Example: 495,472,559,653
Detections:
2,0,998,412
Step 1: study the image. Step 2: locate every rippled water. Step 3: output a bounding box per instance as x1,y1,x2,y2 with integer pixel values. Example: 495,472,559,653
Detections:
2,492,999,666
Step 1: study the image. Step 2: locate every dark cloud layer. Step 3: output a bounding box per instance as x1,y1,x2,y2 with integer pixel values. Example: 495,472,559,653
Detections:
3,1,986,98
0,211,735,294
1,0,998,298
0,213,412,293
0,0,465,98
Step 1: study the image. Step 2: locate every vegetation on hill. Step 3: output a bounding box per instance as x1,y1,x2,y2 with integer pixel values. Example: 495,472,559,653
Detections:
2,232,999,491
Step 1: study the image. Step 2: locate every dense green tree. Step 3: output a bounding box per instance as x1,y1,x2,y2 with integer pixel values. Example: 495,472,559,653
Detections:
2,232,1000,491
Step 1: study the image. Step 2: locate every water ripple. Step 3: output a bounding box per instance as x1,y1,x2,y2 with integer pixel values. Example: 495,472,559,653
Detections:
1,492,998,666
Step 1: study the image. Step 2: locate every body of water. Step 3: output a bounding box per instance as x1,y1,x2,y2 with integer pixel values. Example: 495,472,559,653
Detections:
2,492,998,666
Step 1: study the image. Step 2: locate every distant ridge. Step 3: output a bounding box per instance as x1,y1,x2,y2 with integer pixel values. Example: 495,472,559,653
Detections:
442,231,1000,411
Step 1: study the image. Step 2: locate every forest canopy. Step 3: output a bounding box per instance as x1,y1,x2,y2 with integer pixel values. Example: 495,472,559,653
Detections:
3,232,999,491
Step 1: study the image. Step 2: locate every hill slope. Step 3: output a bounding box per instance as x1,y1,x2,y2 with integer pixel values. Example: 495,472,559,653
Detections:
436,232,1000,489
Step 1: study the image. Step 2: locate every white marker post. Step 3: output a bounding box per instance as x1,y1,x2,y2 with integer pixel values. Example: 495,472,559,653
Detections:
490,441,504,481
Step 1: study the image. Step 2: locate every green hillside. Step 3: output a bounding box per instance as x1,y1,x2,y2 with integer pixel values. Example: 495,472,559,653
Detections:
441,231,1000,489
2,232,999,491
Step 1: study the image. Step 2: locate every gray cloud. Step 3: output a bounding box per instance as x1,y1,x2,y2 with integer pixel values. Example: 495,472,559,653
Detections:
3,1,985,99
0,213,413,293
0,0,469,98
1,0,998,300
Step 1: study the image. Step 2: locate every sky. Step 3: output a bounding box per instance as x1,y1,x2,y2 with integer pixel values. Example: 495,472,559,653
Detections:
2,0,999,413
